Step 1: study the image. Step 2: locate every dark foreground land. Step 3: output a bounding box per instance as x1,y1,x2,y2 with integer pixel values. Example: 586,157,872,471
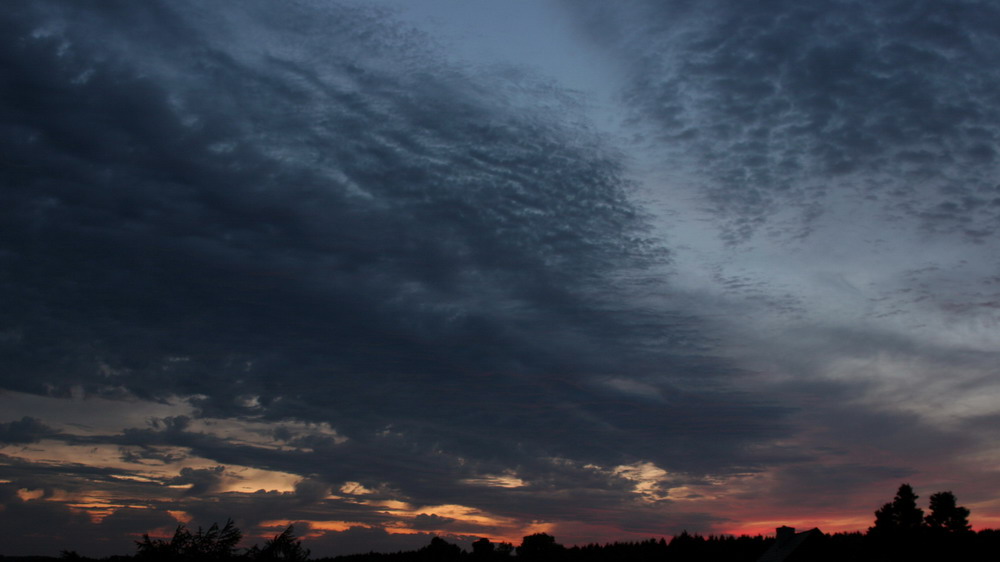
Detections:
4,529,1000,562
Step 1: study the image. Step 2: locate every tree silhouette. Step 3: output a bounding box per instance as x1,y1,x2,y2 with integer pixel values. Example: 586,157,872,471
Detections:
471,538,495,559
516,533,565,561
416,537,462,561
136,520,242,561
925,491,972,534
247,525,309,562
870,483,924,536
495,541,514,558
202,519,244,558
666,531,707,562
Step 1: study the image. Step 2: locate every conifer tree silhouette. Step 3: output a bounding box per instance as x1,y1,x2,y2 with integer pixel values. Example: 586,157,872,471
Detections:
926,491,972,534
870,483,924,536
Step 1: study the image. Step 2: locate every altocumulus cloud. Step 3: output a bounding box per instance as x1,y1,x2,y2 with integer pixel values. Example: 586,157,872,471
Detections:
0,1,792,556
570,0,1000,243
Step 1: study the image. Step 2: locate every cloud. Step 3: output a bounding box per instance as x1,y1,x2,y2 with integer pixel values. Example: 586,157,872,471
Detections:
19,0,947,550
292,478,331,504
568,0,1000,243
411,513,457,530
0,482,177,557
0,0,793,489
169,466,227,496
119,446,187,465
1,0,659,397
0,416,55,443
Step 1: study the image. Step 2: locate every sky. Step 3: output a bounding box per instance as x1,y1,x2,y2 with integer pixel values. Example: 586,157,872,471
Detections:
3,0,1000,557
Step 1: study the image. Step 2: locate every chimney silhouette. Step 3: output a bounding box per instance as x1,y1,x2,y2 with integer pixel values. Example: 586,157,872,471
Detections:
776,526,795,545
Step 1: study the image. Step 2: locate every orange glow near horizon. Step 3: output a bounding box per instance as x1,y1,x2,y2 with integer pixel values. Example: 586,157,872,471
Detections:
258,519,370,534
72,489,1000,554
14,458,1000,547
717,514,875,538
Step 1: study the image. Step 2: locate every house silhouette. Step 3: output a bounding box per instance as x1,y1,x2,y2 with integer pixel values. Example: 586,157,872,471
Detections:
757,526,826,562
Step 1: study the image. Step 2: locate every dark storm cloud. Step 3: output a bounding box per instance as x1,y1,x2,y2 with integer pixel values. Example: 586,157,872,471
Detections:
0,2,823,551
569,0,1000,242
410,513,456,530
0,460,183,556
1,0,658,398
1,447,403,547
99,415,640,523
0,0,792,490
169,465,227,496
119,446,187,465
0,452,183,506
110,418,337,479
0,483,170,557
293,477,331,504
0,416,55,443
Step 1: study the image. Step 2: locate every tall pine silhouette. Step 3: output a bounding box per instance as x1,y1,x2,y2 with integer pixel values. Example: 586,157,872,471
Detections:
871,483,924,536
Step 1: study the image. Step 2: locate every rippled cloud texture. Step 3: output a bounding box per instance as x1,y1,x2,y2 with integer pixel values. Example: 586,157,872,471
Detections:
2,0,1000,557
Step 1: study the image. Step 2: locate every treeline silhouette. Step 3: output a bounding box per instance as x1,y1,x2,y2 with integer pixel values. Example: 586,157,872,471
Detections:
329,533,771,562
134,520,309,561
3,484,998,562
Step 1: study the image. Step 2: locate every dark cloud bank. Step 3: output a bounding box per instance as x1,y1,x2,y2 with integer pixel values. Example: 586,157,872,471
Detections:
4,0,1000,557
0,0,793,556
